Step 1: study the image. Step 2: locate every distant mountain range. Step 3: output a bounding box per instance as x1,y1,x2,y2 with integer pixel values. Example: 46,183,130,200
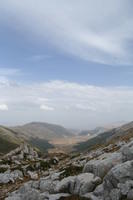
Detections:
11,122,72,140
0,120,132,154
0,122,72,154
79,127,109,136
78,121,127,137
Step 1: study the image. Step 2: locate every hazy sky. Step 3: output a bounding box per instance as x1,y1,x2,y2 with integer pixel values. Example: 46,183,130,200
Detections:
0,0,133,129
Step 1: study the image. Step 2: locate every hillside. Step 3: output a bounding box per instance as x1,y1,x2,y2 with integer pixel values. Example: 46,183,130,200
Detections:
0,124,54,154
11,122,72,140
79,121,127,137
79,127,108,136
75,121,133,152
0,126,21,153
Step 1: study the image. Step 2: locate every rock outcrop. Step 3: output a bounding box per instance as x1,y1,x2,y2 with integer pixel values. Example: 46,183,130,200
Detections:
56,173,101,195
0,170,23,184
3,137,133,200
83,152,122,178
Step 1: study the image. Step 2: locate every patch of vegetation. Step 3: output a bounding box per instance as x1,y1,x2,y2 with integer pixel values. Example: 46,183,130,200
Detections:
0,137,18,153
26,164,36,172
70,153,80,159
0,159,12,165
11,166,24,174
29,138,54,152
40,160,50,170
0,167,8,173
59,165,83,180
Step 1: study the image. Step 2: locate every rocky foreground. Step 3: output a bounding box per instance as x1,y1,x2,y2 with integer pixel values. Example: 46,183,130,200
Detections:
1,139,133,199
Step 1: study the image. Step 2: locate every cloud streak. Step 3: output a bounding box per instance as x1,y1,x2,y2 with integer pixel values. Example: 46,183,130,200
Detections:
0,104,8,111
0,0,133,65
40,104,54,111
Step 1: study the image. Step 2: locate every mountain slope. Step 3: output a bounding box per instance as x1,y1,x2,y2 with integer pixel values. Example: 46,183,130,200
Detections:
0,124,55,154
79,127,109,136
75,121,133,152
0,126,21,153
11,122,72,140
79,121,127,137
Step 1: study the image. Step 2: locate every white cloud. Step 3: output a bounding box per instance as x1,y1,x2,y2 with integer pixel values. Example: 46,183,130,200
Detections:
0,79,133,128
0,1,133,65
40,104,54,111
0,104,8,111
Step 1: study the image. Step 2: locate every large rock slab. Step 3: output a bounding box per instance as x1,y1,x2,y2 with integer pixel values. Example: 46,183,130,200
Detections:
102,160,133,200
0,170,23,184
56,173,101,195
120,140,133,162
83,152,122,178
6,189,41,200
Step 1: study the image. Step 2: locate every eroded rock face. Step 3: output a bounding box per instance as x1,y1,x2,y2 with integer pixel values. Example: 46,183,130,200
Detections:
55,176,76,194
104,161,133,188
98,160,133,200
39,177,58,193
6,188,41,200
0,170,23,184
56,173,101,195
121,140,133,162
83,152,122,178
4,143,38,162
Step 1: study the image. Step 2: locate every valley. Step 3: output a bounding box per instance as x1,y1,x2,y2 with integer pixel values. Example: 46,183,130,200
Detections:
1,121,133,199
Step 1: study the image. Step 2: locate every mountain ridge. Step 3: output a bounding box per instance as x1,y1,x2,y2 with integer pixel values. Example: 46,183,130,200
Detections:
75,121,133,152
11,121,73,140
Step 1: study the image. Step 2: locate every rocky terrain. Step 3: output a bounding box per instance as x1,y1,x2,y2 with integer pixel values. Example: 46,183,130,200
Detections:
1,122,133,199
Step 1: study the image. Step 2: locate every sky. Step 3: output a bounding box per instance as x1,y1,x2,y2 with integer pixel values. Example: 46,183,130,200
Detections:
0,0,133,129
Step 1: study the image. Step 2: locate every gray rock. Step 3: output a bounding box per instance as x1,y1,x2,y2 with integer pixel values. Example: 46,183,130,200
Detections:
27,171,38,180
56,173,101,195
55,176,76,194
118,181,133,196
104,161,133,188
109,189,121,200
83,152,122,178
121,141,133,162
74,173,101,195
0,170,23,184
102,160,133,199
6,189,40,200
93,184,104,197
40,193,70,200
39,176,59,193
6,197,22,200
4,143,38,162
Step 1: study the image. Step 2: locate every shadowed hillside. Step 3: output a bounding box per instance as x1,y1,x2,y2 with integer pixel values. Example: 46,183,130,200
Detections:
75,121,133,152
